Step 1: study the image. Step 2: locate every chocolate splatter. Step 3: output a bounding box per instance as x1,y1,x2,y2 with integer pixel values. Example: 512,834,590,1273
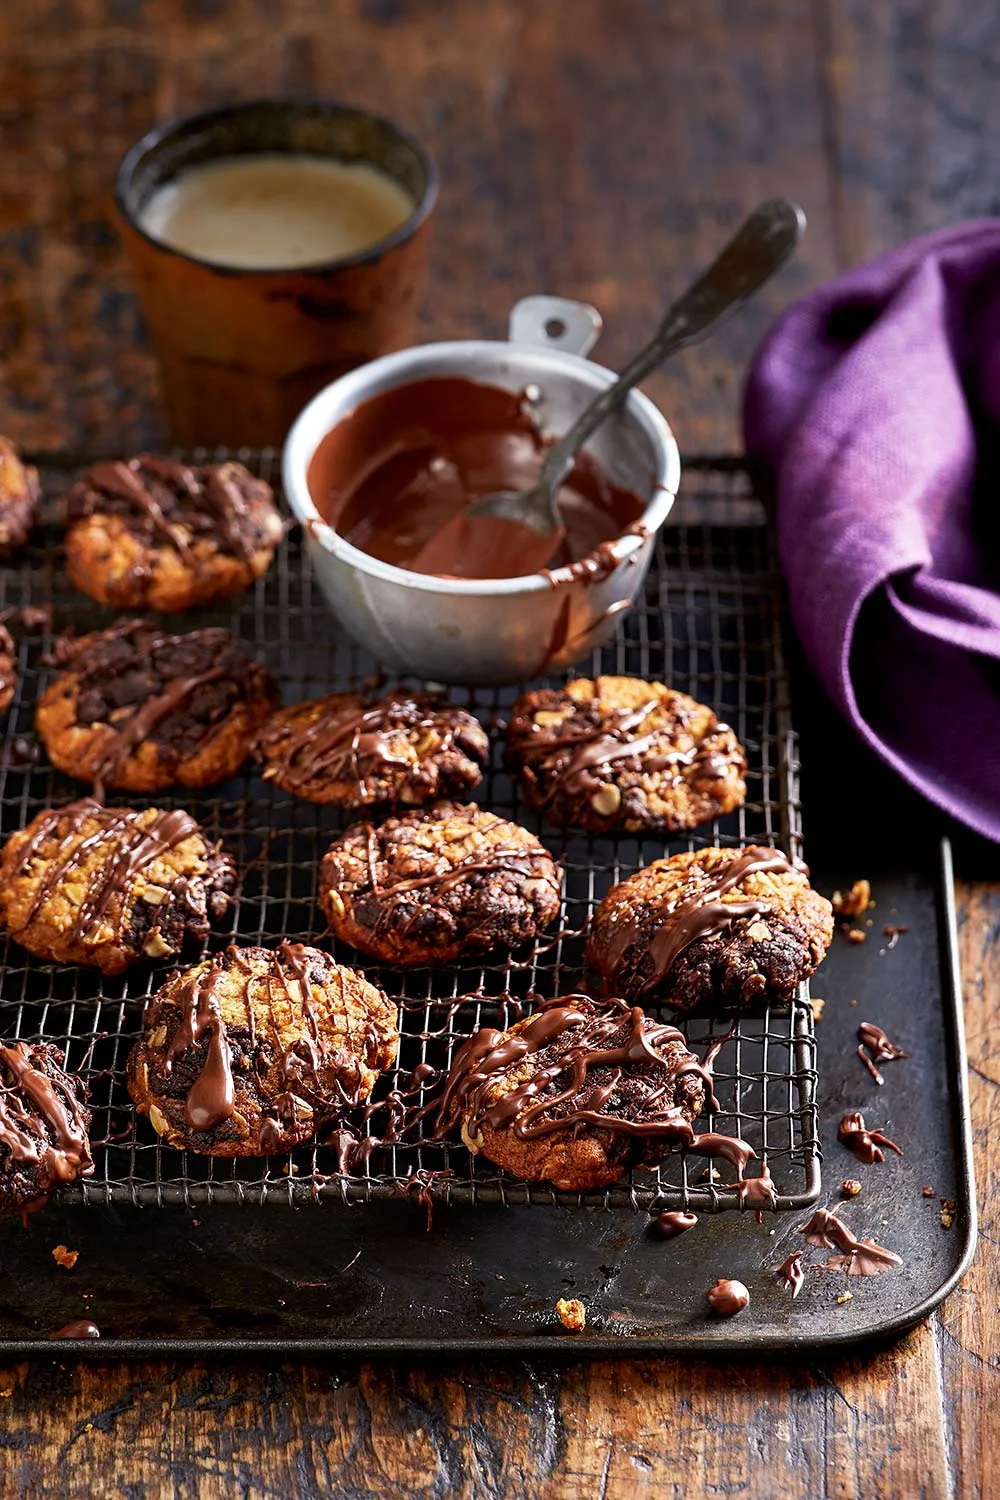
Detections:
776,1249,805,1297
798,1207,901,1276
653,1210,698,1239
706,1278,749,1316
857,1022,907,1086
837,1110,903,1164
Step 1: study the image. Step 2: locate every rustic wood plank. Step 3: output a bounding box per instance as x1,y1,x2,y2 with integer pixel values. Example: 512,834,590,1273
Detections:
0,0,839,455
0,1330,956,1498
933,879,1000,1500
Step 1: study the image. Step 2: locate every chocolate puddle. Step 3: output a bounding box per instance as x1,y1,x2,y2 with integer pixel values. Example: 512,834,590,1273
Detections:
307,376,647,581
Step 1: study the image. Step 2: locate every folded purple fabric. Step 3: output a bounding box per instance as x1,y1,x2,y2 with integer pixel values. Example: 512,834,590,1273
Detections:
744,221,1000,841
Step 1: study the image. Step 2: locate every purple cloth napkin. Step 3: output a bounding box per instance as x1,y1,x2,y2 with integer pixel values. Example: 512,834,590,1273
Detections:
744,221,1000,841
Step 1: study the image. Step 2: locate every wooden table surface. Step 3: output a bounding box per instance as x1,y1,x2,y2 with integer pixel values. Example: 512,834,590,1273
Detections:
0,3,998,1495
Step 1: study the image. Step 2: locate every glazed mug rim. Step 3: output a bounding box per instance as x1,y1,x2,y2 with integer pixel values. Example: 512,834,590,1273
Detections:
115,97,439,278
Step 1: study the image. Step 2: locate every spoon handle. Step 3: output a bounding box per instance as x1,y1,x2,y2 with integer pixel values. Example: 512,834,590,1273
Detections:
539,198,805,491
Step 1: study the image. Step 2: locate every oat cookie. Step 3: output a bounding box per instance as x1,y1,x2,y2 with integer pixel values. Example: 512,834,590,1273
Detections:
37,618,278,794
0,437,39,555
586,845,834,1012
127,943,399,1157
0,1041,93,1212
0,799,237,974
433,995,710,1191
0,623,16,716
505,675,747,833
255,689,489,808
65,455,283,611
319,801,562,967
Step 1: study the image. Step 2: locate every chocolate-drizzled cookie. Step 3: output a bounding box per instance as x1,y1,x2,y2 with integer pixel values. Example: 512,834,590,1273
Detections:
255,689,490,808
586,845,834,1012
0,1041,93,1212
65,456,284,612
0,437,39,555
505,675,747,833
433,995,712,1191
127,943,399,1156
37,619,278,794
0,622,16,716
319,801,562,967
0,799,237,974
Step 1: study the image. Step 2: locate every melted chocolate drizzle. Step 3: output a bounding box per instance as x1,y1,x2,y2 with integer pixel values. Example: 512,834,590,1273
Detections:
11,800,201,944
593,846,796,997
68,455,278,563
515,693,737,802
48,620,262,793
361,823,545,904
256,692,484,802
837,1110,903,1164
857,1022,908,1086
49,1319,100,1339
427,995,759,1192
432,995,720,1145
776,1249,805,1297
0,1042,92,1185
161,944,386,1141
737,1159,778,1221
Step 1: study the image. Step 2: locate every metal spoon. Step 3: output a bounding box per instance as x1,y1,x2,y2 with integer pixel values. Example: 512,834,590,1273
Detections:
468,197,806,536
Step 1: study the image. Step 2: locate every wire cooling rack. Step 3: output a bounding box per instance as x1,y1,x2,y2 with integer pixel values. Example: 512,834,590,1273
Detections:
0,453,819,1212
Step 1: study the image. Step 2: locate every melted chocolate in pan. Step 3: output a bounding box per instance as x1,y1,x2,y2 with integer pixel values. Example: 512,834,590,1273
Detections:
307,376,646,580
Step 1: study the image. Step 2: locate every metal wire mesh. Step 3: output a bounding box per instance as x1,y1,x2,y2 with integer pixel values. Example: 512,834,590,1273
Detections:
0,452,819,1211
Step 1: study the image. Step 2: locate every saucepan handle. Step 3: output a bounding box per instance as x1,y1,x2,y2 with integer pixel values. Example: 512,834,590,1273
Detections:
507,295,603,358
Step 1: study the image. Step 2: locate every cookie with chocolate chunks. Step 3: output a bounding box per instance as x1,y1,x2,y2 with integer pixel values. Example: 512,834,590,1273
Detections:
0,799,237,974
0,622,16,716
505,675,746,833
433,995,710,1191
586,845,833,1012
127,943,399,1157
255,689,489,808
319,801,562,967
0,437,39,555
0,1041,93,1212
65,455,283,612
37,619,278,794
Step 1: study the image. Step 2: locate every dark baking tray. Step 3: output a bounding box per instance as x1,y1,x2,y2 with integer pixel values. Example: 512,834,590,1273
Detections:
0,457,974,1353
0,841,973,1354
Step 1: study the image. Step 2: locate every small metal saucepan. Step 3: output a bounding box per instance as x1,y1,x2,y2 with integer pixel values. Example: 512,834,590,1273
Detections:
281,296,680,685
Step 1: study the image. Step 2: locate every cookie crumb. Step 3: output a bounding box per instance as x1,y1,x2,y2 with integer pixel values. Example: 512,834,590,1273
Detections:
840,1179,862,1197
837,1291,854,1305
881,924,909,952
51,1245,78,1270
846,928,867,945
809,996,825,1022
832,880,872,918
556,1297,586,1331
922,1185,936,1199
940,1199,956,1230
